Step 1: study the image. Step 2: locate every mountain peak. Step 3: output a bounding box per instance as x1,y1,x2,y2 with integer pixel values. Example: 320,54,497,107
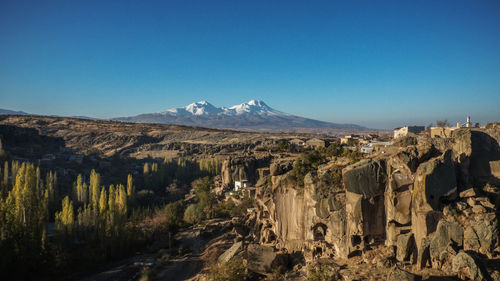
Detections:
247,99,266,106
229,100,278,115
162,100,285,117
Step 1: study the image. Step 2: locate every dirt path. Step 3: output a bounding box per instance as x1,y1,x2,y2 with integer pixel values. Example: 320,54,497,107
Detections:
155,228,205,281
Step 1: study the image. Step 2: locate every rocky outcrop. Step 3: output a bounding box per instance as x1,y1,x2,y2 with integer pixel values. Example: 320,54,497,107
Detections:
269,160,293,176
250,126,500,278
221,156,271,187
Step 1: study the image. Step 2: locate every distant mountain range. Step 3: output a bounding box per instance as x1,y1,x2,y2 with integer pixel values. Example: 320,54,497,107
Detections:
0,108,28,115
114,100,367,132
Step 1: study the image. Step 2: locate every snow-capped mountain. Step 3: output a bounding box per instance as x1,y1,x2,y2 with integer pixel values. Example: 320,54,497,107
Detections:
114,100,366,133
163,101,224,116
161,100,287,117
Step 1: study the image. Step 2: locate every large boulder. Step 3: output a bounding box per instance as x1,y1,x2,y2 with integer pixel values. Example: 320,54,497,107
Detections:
429,220,463,267
386,268,422,281
452,251,490,281
247,244,277,274
464,213,499,257
218,241,243,263
416,236,431,269
396,232,416,262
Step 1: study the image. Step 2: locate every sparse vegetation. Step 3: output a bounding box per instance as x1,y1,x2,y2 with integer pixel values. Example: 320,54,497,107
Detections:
307,263,341,281
208,260,249,281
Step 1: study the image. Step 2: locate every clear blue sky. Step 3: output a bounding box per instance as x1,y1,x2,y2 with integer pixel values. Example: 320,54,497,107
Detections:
1,0,499,129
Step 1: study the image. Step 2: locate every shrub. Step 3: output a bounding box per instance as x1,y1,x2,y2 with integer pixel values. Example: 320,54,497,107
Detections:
163,201,184,232
183,204,203,225
275,141,290,152
325,143,344,157
291,150,327,187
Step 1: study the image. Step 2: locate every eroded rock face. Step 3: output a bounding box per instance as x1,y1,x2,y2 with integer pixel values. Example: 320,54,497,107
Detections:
343,159,387,255
250,126,500,276
255,164,348,260
412,150,457,248
343,159,386,197
452,129,500,188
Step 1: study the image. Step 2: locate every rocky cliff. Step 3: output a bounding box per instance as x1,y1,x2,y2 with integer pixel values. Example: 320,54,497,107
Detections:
250,127,500,279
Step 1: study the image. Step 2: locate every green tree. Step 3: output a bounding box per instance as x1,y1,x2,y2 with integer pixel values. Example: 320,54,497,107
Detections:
3,161,8,187
183,204,203,225
89,169,101,209
163,201,184,232
193,177,216,218
55,196,74,234
126,174,134,196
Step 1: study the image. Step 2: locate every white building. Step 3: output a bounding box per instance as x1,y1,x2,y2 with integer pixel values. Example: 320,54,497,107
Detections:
234,180,249,191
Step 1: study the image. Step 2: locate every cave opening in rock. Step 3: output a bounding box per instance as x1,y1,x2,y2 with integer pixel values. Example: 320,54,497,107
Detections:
312,223,327,241
351,235,362,246
313,247,323,257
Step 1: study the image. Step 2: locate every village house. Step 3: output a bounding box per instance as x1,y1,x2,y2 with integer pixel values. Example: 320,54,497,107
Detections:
340,135,361,146
234,180,249,191
306,138,326,148
393,126,425,138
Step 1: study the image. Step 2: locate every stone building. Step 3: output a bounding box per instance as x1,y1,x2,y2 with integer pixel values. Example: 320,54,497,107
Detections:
306,138,326,148
393,126,425,138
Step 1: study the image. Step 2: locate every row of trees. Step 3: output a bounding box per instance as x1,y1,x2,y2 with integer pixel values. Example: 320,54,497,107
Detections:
54,170,137,268
142,157,221,193
0,162,55,278
0,156,226,279
0,160,140,278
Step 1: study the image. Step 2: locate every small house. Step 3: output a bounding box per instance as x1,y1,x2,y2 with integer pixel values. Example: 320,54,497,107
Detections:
234,180,249,191
306,138,326,148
